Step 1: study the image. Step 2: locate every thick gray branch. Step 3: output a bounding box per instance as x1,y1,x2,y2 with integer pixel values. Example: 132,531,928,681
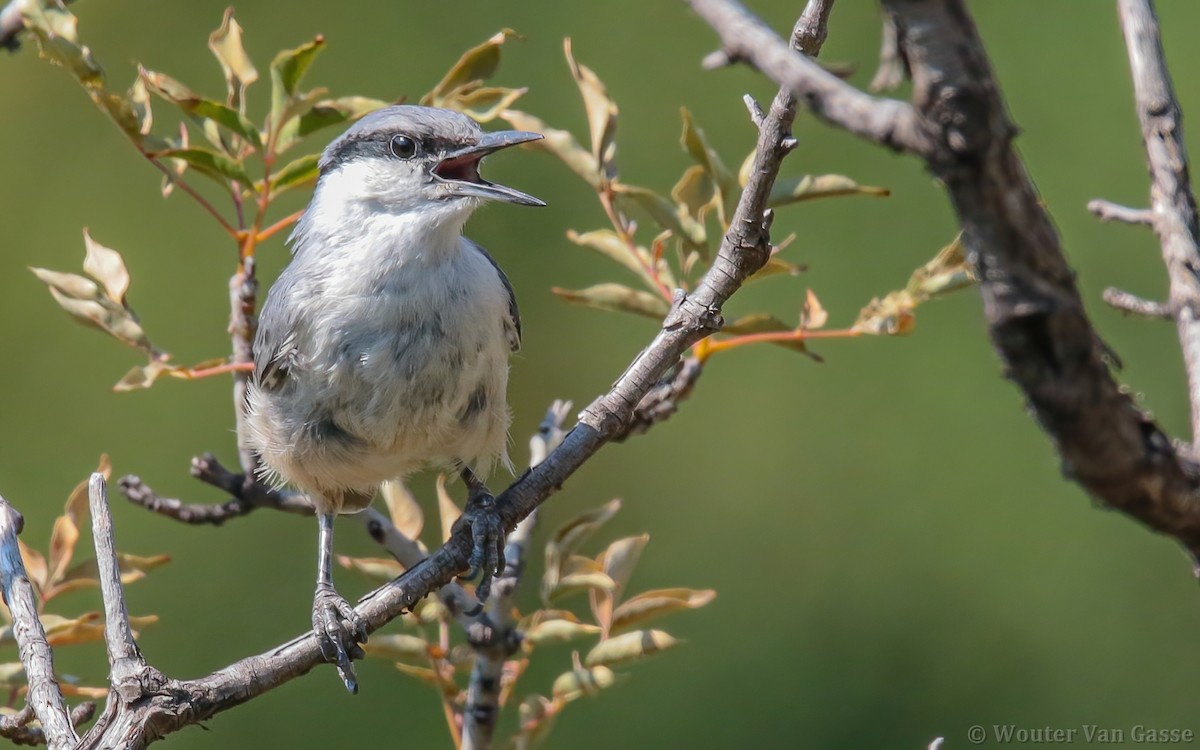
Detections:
0,498,76,750
688,0,1200,560
1116,0,1200,444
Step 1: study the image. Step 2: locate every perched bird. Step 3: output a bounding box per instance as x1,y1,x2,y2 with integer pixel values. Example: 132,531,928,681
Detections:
246,105,543,692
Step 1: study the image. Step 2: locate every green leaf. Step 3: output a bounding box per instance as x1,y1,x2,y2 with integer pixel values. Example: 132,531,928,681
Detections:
140,67,263,150
269,154,320,196
672,164,717,225
565,229,663,294
769,174,890,207
297,96,389,138
565,39,618,182
208,8,258,109
152,147,252,185
424,29,519,105
611,588,716,634
503,110,599,187
680,108,737,223
612,183,706,249
584,629,678,667
269,35,326,130
552,284,671,320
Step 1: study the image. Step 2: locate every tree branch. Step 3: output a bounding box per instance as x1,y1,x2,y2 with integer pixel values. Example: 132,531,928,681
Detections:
1088,198,1154,226
462,400,571,750
0,497,76,750
688,0,931,155
1116,0,1200,444
1103,287,1172,319
686,0,1200,562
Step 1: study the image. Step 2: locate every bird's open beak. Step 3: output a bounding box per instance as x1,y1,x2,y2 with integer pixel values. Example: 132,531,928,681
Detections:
432,131,546,207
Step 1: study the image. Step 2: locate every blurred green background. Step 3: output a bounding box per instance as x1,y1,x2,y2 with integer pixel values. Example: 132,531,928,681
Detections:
4,1,1200,747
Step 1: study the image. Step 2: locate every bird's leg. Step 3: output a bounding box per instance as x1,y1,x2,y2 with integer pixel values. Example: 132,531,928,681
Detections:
456,467,507,601
313,512,368,693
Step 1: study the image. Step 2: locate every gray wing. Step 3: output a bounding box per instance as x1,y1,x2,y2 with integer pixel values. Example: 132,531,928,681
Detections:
467,240,521,353
253,270,303,391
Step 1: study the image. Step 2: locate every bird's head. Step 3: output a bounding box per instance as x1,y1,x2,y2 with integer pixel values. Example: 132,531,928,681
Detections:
312,105,545,224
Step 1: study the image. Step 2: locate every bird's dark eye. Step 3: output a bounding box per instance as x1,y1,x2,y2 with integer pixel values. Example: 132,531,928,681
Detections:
389,135,418,159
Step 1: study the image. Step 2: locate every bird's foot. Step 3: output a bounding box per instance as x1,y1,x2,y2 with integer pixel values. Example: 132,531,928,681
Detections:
312,584,368,694
456,470,507,602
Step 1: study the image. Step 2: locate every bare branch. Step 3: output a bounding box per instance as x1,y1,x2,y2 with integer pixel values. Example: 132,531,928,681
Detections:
613,356,704,442
687,0,931,155
0,497,76,750
1103,287,1172,319
1088,199,1154,226
869,13,909,92
0,703,95,747
687,0,1200,560
462,400,572,750
229,256,259,476
1116,0,1200,444
88,475,145,676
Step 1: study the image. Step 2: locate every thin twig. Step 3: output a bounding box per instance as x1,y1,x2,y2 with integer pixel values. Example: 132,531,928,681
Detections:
462,401,572,750
868,13,908,92
0,702,94,747
88,474,144,678
1116,0,1200,445
1103,287,1171,319
257,210,304,243
1088,198,1154,226
0,497,76,750
143,156,238,238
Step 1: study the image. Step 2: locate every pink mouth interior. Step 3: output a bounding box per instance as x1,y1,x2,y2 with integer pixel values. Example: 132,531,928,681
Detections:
433,154,483,182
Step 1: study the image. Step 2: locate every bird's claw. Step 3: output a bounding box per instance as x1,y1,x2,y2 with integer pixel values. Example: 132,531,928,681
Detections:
456,489,506,602
312,584,368,694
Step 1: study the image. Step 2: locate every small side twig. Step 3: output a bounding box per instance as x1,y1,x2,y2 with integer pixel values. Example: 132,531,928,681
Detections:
613,356,704,442
0,497,76,750
1088,199,1154,226
868,12,909,92
1116,0,1200,445
1103,287,1172,319
0,702,95,747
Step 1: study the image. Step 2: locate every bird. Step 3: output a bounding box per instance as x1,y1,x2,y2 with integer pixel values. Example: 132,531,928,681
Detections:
245,105,544,693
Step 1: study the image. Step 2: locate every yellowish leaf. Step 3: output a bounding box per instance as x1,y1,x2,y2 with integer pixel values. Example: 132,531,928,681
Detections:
611,588,716,634
552,284,670,320
564,39,618,182
584,629,678,667
436,474,461,543
424,29,519,106
336,555,403,584
381,480,423,540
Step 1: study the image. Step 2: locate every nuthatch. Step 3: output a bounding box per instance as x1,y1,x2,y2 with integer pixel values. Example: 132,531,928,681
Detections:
246,105,543,692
